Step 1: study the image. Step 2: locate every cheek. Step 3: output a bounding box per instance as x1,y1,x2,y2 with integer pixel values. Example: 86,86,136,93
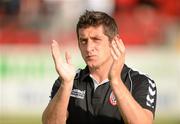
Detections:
101,44,111,53
79,45,84,52
79,48,87,57
98,48,111,59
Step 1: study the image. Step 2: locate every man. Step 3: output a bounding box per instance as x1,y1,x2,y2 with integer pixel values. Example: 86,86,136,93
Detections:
42,10,157,124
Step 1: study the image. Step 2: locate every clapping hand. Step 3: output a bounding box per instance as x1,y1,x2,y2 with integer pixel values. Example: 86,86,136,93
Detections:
51,40,76,84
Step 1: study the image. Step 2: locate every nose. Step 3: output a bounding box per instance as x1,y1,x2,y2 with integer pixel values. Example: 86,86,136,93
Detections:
86,40,95,52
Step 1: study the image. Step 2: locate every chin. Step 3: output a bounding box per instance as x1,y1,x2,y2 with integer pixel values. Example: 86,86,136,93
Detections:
87,62,99,69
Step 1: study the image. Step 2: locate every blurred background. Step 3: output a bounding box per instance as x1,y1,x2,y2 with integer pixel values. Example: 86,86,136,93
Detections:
0,0,180,124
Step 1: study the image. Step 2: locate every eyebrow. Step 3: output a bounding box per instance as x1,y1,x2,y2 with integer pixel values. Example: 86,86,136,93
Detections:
79,36,101,41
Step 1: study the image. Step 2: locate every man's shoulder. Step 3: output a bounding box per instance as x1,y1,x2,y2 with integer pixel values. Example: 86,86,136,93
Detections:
74,66,90,80
124,65,153,80
51,67,88,99
123,65,155,87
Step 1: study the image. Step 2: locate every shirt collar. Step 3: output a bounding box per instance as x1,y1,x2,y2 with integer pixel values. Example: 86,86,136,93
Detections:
80,64,130,83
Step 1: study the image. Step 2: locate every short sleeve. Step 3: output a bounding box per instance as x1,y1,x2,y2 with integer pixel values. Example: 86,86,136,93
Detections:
50,78,61,99
132,75,157,116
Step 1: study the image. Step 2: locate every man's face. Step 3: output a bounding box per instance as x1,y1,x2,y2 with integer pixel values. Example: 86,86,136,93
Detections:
78,25,112,69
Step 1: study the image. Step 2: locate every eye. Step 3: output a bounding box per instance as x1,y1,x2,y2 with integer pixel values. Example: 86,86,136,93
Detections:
79,38,87,45
92,37,101,43
81,40,87,45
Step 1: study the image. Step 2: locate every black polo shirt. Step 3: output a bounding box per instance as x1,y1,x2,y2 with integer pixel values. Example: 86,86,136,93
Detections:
50,65,157,124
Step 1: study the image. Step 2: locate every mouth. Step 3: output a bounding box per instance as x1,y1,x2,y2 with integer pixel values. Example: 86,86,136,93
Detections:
86,55,96,60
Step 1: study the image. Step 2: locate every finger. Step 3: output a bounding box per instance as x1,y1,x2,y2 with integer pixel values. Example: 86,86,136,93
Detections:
110,48,118,60
65,51,72,64
115,38,125,53
51,40,62,64
112,40,121,58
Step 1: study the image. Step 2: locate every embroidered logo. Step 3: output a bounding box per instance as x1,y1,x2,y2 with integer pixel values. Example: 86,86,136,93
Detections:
70,89,86,99
109,92,117,106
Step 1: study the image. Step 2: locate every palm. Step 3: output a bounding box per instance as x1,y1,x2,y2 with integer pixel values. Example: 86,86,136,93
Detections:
109,37,125,80
56,62,76,82
51,40,76,82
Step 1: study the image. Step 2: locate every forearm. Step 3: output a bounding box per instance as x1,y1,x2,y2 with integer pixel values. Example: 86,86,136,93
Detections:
110,79,152,124
42,82,73,124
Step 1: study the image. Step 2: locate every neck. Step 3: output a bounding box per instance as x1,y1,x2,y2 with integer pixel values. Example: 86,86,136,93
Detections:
89,59,113,83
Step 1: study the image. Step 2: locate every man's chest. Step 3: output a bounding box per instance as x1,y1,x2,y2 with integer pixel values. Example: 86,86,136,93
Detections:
67,80,123,124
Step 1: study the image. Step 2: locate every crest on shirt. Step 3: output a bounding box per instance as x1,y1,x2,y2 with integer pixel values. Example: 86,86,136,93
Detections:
109,92,117,106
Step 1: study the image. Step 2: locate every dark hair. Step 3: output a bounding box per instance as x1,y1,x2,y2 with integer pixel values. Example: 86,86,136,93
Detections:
76,10,119,41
